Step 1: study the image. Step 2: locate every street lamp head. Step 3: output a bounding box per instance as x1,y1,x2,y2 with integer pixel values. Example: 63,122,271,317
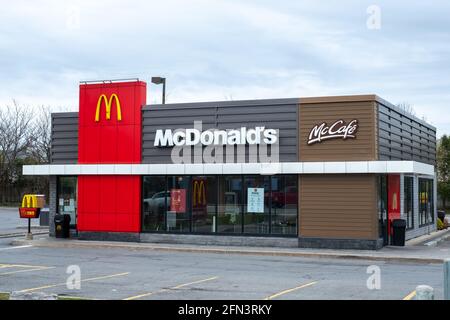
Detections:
151,77,165,85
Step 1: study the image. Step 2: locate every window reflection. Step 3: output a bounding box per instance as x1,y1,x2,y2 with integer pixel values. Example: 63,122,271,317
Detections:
142,175,298,236
218,176,242,233
271,176,298,235
57,177,77,228
243,176,270,234
142,176,166,231
404,176,414,230
192,176,217,233
167,176,190,232
419,178,434,227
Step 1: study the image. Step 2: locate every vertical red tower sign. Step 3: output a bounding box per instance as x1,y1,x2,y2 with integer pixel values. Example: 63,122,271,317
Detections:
77,81,146,233
387,174,401,236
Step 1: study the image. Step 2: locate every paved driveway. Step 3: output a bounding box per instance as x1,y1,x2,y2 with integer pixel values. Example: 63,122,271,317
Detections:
0,236,443,300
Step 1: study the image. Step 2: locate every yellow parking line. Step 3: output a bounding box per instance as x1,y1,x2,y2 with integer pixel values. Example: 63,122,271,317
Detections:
172,276,219,289
403,290,416,300
264,281,317,300
0,264,49,269
123,276,219,300
18,272,130,293
58,295,95,300
0,267,55,276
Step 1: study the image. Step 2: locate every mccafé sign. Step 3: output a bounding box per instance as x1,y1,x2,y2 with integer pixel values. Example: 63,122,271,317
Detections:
154,127,278,147
95,93,122,122
308,119,358,145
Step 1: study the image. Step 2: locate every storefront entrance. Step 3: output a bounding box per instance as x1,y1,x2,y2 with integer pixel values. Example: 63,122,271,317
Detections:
57,176,78,229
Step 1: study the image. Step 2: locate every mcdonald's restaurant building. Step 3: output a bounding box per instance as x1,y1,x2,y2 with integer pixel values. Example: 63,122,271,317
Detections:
23,80,437,250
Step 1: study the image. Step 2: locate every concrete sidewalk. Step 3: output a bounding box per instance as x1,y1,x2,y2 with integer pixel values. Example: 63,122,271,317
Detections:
10,229,450,264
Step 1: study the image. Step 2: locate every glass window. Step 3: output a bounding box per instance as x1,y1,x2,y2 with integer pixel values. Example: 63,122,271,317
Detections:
142,174,298,237
218,176,243,233
57,176,78,228
404,176,414,230
270,176,298,235
419,178,434,227
191,176,217,233
142,176,166,232
167,176,191,232
243,176,271,234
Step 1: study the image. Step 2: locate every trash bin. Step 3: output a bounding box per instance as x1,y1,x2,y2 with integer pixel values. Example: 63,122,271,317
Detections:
392,219,406,246
54,214,71,238
438,210,446,222
39,208,49,226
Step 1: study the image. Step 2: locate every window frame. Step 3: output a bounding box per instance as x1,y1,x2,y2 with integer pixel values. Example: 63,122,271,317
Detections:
56,176,78,229
141,174,298,237
404,176,414,230
418,178,434,227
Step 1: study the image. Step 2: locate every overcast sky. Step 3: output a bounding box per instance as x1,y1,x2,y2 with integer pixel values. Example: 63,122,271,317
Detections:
1,1,449,136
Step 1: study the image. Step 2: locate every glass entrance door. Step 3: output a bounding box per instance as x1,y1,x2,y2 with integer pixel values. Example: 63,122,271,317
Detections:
57,177,78,228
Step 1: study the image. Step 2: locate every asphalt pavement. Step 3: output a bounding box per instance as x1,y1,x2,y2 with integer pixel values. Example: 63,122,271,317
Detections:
0,207,447,300
0,235,444,300
0,207,47,237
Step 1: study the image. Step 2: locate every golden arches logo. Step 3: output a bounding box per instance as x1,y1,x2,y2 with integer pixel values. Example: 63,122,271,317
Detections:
22,195,37,208
21,194,44,209
193,180,206,206
95,94,122,122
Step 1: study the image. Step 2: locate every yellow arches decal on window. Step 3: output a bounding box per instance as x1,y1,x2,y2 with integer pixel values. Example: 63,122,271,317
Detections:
95,93,122,122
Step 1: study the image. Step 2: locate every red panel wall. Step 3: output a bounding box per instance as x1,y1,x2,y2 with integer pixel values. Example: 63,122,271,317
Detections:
77,81,146,233
387,174,401,236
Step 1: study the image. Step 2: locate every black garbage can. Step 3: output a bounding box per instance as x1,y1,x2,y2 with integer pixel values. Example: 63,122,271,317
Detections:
392,219,406,246
438,210,446,222
54,214,71,238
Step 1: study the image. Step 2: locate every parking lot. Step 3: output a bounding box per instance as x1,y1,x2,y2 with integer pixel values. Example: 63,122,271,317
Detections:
0,235,444,300
0,207,42,236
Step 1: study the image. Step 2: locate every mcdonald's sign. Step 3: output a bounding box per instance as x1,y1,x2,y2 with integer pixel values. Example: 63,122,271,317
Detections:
19,194,45,219
21,194,45,209
95,93,122,122
193,180,207,207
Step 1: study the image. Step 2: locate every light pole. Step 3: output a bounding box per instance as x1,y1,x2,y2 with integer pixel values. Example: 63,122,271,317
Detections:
151,77,166,104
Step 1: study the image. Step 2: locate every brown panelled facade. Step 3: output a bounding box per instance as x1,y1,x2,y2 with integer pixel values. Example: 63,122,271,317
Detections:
297,96,381,249
299,97,377,161
299,175,378,240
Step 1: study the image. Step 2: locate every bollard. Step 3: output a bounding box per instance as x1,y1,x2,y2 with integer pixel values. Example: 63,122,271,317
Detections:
415,285,434,300
445,259,450,300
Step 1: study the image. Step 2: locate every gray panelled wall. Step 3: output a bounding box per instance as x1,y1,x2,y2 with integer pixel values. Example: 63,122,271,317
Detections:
378,101,436,165
51,112,79,164
142,99,299,164
49,113,78,236
50,99,438,166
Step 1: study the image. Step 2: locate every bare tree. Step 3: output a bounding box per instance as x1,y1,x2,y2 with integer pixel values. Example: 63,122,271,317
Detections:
396,102,416,116
30,105,52,163
0,101,35,203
